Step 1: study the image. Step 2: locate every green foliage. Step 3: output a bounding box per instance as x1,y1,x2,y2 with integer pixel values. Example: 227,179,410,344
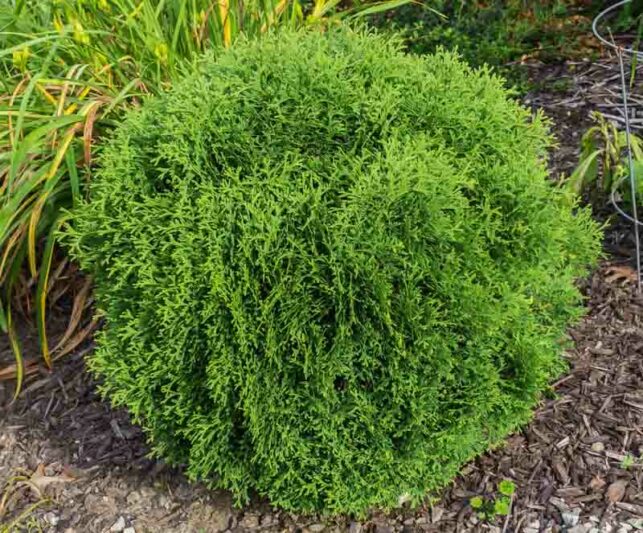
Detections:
373,1,608,85
470,496,484,510
493,496,511,516
471,479,515,521
498,479,516,497
620,454,639,469
66,28,601,514
0,0,408,392
567,112,643,206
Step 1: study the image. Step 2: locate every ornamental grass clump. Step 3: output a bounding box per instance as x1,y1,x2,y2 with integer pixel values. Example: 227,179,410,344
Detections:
66,28,601,514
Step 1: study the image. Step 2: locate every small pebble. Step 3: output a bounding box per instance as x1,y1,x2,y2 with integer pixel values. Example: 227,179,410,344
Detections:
627,518,643,529
109,516,126,533
44,512,60,526
260,515,275,527
591,442,605,453
431,506,444,524
240,513,260,529
562,509,581,527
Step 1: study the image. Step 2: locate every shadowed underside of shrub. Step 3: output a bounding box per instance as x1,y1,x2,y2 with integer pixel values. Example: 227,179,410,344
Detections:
65,28,601,514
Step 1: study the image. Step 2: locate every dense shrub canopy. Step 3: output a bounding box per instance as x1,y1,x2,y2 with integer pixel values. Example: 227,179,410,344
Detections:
67,28,601,514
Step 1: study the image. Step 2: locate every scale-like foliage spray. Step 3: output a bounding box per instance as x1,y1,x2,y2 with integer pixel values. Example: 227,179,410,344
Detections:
66,28,601,514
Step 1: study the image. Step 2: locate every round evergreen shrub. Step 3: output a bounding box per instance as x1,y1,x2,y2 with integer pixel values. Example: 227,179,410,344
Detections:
66,28,601,514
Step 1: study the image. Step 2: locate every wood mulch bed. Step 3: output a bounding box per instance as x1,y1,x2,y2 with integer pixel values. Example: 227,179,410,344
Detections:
1,56,643,533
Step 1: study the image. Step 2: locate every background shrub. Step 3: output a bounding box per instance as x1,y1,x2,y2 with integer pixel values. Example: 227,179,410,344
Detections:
66,28,601,514
372,1,620,85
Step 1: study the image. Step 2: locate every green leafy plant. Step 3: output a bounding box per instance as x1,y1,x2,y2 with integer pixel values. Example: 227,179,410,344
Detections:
498,479,516,496
620,454,639,469
0,0,410,395
470,496,484,510
470,479,515,521
65,28,600,514
567,112,643,205
373,1,610,86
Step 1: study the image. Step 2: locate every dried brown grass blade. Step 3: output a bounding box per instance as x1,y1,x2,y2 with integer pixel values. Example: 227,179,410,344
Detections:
53,316,98,360
52,276,92,354
0,357,39,381
83,101,102,167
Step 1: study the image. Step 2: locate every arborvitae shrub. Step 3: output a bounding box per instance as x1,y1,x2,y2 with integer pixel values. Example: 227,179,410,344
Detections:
66,28,601,514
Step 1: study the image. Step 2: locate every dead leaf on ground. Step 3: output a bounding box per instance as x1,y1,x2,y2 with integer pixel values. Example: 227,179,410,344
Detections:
605,265,638,284
606,479,628,504
21,464,76,498
589,475,606,491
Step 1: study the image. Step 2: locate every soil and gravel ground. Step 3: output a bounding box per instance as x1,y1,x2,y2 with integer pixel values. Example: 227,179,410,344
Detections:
2,55,643,533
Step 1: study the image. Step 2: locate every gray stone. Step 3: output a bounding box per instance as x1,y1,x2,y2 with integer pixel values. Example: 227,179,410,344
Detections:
627,518,643,530
187,502,231,532
43,512,60,526
562,509,581,527
591,442,605,453
239,513,260,529
260,514,276,527
109,516,126,533
84,494,117,515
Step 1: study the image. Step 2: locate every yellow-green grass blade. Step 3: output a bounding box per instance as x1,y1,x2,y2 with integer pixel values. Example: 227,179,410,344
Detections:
348,0,416,18
567,149,602,195
0,33,61,59
65,145,80,206
36,212,69,369
0,297,7,333
0,164,50,244
6,114,83,199
7,295,23,401
0,498,50,533
7,72,41,188
103,77,144,114
27,139,76,278
5,239,26,400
